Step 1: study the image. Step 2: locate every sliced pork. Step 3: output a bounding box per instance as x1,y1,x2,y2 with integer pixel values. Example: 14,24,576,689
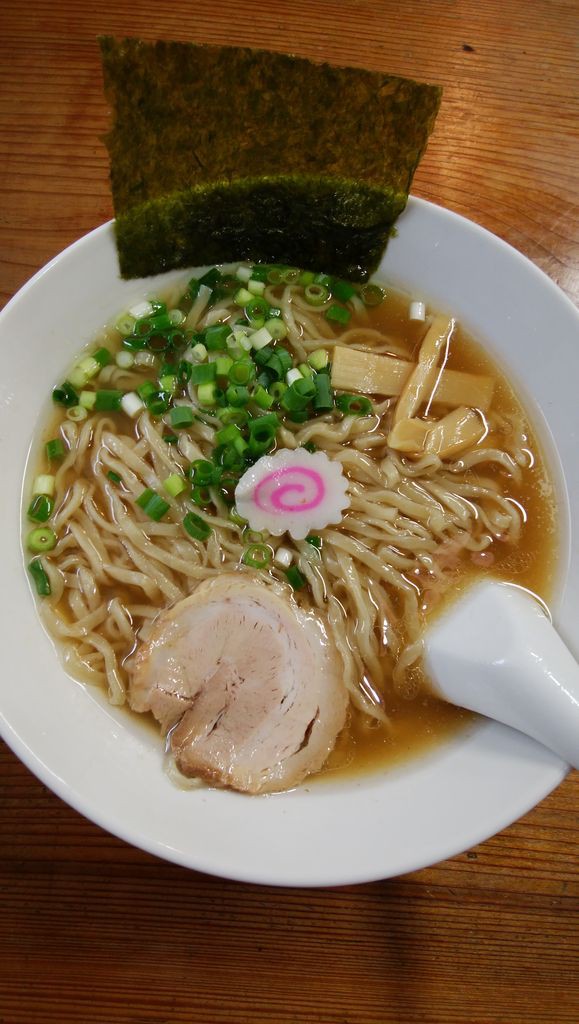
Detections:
128,573,347,794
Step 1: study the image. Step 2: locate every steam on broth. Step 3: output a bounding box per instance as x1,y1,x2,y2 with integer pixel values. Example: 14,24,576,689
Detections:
24,265,557,792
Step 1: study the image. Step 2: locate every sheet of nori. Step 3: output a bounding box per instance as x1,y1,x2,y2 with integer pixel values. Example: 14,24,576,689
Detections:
99,37,442,280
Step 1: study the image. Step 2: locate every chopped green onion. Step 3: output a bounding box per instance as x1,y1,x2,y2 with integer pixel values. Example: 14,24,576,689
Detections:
93,347,113,368
313,373,334,411
326,304,351,325
247,279,266,296
304,284,329,306
163,433,179,445
281,385,310,414
294,377,316,398
188,277,200,298
27,495,54,523
331,279,356,302
191,343,207,362
252,384,274,409
45,438,65,461
146,390,172,416
27,526,57,553
285,565,307,590
249,412,279,439
115,314,136,336
228,360,256,386
276,348,293,374
107,470,122,484
264,317,287,341
216,423,244,447
225,385,250,407
242,543,272,569
298,363,314,379
234,287,253,306
168,308,185,326
305,535,322,548
215,356,234,378
285,370,304,391
269,381,287,402
218,406,249,426
248,265,269,283
33,474,55,497
28,558,51,596
183,511,212,541
163,473,187,498
197,382,220,407
250,326,273,351
254,345,274,367
307,348,329,371
204,323,231,350
169,406,195,428
335,394,373,416
52,381,79,407
298,270,316,286
265,353,284,381
191,485,212,506
281,267,301,284
191,460,221,486
116,350,135,369
94,389,123,412
137,380,157,401
177,360,193,383
136,488,170,521
302,441,317,453
360,283,385,307
266,267,285,285
159,374,178,394
198,267,222,289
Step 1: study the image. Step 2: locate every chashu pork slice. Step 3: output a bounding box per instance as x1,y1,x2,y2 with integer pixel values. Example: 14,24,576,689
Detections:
129,573,347,794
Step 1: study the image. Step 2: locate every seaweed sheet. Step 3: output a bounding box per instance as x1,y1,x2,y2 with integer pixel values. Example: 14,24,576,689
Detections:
100,37,442,280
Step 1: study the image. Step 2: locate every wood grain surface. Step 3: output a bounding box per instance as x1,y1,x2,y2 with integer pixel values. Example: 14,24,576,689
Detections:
1,2,578,1022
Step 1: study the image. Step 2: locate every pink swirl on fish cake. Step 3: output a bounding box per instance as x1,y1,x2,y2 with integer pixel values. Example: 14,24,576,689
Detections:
254,467,326,515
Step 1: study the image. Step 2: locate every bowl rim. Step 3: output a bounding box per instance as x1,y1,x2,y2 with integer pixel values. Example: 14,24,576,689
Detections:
0,196,574,886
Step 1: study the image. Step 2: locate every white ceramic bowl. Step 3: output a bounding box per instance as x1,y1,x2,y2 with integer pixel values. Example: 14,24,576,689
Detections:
1,197,577,887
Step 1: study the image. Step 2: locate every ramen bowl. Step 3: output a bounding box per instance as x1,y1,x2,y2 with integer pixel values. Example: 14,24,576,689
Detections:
0,197,577,886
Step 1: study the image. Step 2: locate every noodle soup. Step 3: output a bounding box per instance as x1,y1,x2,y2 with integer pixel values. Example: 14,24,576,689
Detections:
23,265,557,791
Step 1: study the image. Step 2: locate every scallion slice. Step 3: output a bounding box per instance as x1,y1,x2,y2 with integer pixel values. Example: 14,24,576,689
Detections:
304,284,329,307
136,488,170,521
242,543,272,569
285,565,307,590
45,438,65,461
360,283,385,307
28,558,51,596
313,373,334,411
335,394,373,416
169,406,195,429
163,474,187,498
183,511,212,541
94,389,123,412
27,495,54,523
52,381,79,407
27,526,57,553
107,470,122,484
326,304,351,325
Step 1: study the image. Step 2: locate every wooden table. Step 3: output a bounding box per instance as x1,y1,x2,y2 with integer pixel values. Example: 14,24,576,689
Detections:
1,2,578,1021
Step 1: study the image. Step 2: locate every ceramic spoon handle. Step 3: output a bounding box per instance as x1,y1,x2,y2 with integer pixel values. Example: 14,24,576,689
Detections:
424,581,579,769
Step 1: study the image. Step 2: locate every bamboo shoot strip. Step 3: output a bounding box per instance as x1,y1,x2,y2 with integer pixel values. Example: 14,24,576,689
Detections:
330,346,494,411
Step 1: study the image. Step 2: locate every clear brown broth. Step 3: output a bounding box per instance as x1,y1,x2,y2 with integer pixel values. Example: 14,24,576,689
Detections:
33,280,558,785
315,288,558,782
